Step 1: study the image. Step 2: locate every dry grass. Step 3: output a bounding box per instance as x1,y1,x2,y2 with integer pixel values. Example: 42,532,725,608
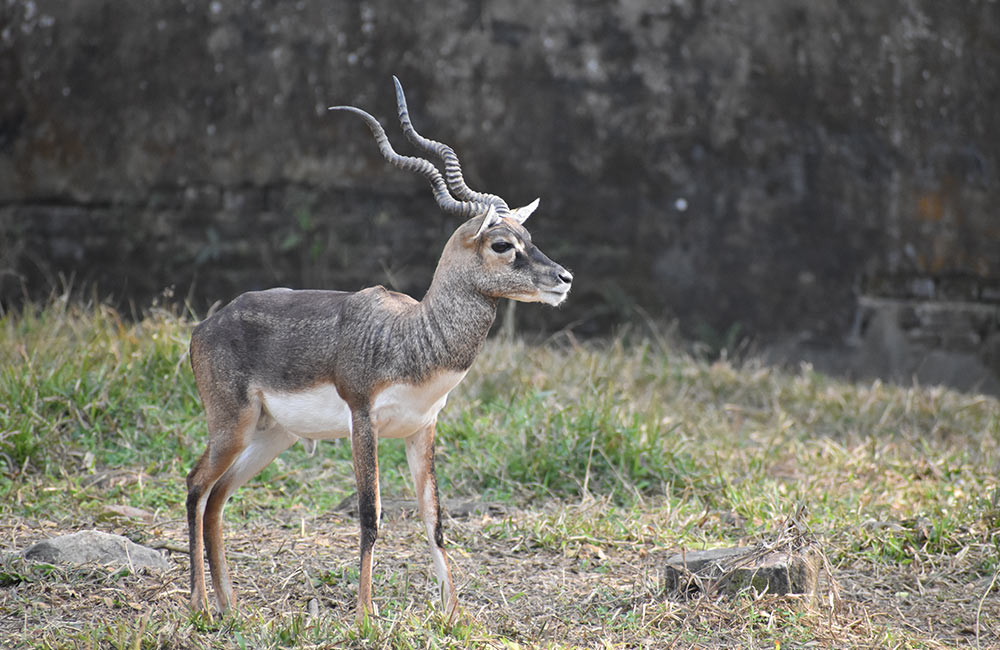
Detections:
3,495,997,648
1,303,999,648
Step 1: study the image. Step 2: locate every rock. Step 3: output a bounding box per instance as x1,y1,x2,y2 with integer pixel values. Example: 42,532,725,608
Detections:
23,530,169,571
664,545,820,599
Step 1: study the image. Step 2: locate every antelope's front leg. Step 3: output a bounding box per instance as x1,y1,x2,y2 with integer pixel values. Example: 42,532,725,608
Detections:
405,421,457,616
350,408,381,623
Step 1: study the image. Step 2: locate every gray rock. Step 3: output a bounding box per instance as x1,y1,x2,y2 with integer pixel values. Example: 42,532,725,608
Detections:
23,530,169,571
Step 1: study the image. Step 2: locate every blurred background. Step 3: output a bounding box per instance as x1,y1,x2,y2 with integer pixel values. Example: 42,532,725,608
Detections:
1,0,998,393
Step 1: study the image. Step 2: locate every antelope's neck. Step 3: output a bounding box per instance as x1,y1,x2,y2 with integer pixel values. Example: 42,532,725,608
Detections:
416,274,497,372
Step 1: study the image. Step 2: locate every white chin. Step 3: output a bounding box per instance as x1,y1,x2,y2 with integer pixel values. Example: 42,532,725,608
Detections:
508,289,569,306
540,290,569,306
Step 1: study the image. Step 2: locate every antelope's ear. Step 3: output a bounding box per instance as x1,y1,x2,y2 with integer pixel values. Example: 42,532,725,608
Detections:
473,205,501,239
509,198,540,224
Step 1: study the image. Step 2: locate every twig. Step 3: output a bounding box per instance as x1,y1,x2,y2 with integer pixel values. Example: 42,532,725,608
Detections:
976,564,1000,650
131,611,150,650
149,540,189,554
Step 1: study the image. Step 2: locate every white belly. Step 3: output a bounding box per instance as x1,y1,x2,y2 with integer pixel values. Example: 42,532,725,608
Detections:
259,370,466,441
260,384,351,439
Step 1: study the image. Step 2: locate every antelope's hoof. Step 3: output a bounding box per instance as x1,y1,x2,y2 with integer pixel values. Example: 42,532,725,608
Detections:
356,602,378,627
189,602,214,626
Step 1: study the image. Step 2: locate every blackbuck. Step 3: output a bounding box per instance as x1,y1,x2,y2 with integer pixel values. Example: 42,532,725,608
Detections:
185,77,573,622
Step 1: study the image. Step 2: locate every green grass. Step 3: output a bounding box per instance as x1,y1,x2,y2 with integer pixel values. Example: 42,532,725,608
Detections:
0,300,202,475
2,300,999,648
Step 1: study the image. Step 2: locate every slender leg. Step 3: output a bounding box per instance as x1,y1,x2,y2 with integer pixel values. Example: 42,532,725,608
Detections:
405,421,457,616
351,408,380,623
186,453,213,614
186,405,258,615
203,426,296,610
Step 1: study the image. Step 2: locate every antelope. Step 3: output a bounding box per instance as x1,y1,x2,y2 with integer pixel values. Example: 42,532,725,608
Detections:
185,77,573,623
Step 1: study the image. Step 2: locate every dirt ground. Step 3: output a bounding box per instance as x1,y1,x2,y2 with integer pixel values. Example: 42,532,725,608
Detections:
2,500,998,648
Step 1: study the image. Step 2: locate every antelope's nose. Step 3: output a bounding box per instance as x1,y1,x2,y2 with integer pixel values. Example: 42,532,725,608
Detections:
558,269,574,285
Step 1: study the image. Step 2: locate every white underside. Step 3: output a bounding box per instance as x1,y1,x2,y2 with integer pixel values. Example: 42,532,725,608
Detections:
258,370,467,442
209,372,463,605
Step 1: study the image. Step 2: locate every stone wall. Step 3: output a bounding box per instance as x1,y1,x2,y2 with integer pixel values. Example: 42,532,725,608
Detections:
2,1,998,364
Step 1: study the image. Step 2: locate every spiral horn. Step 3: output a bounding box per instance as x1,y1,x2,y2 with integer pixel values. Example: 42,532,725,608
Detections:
392,77,511,216
328,104,492,219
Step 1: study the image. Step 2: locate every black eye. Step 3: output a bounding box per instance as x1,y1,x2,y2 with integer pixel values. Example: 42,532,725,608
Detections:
491,241,514,253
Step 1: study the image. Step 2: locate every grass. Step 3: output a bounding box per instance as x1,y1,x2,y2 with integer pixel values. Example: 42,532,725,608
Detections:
1,299,999,648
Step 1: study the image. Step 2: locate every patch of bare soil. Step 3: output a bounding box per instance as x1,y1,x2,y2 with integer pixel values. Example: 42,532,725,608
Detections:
2,503,998,648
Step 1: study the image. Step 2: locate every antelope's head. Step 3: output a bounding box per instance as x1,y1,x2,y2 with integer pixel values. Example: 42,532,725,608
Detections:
460,204,572,306
330,77,573,307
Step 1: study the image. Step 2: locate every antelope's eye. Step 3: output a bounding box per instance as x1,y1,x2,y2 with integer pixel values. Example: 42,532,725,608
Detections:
491,241,514,254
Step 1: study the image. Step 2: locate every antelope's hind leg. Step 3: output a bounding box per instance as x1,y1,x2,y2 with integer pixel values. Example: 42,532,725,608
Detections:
202,419,296,610
187,400,278,612
186,402,259,615
405,422,457,616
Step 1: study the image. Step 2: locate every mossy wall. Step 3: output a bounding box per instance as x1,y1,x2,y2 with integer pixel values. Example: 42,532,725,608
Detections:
2,1,998,341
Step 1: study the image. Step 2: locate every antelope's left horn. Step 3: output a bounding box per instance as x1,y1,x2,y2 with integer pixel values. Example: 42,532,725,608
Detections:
392,76,511,216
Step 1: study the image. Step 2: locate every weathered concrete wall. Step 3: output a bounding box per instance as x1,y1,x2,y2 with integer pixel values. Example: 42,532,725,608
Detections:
2,1,998,357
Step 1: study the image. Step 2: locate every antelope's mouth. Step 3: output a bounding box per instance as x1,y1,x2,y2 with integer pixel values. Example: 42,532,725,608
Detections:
539,284,571,306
